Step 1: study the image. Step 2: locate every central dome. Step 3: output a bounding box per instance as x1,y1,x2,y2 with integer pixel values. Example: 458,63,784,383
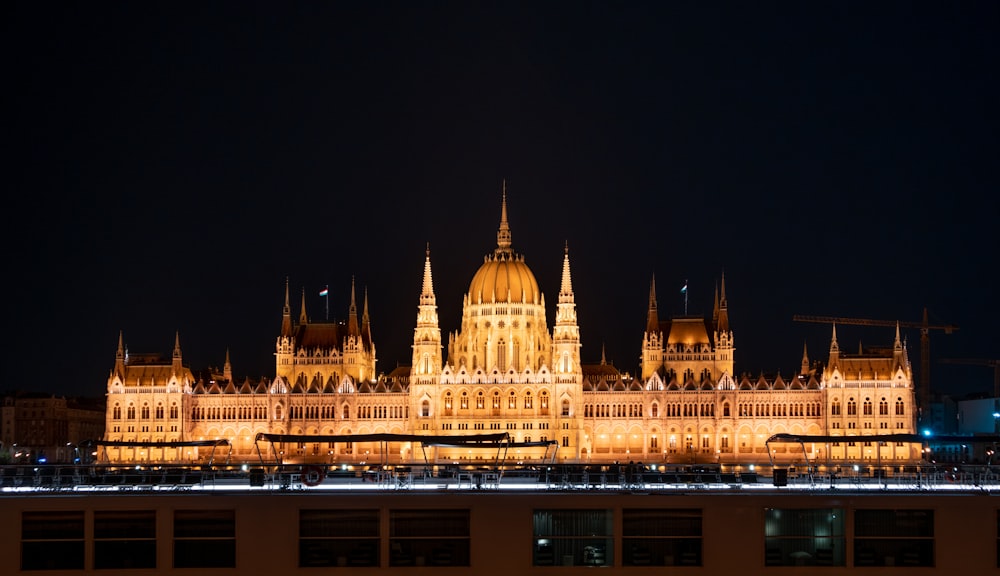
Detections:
468,253,540,304
466,185,541,304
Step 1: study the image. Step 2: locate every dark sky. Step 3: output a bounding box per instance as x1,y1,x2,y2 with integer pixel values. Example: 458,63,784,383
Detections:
7,2,998,400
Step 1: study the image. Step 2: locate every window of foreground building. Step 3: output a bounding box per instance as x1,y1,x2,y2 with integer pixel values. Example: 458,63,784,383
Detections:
389,509,470,566
853,509,933,567
533,509,613,567
299,509,379,567
764,508,844,566
173,509,236,568
94,510,156,569
623,508,702,566
21,511,85,570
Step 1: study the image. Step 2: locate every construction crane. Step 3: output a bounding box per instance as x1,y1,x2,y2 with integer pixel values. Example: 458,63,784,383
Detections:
792,308,958,426
939,358,1000,397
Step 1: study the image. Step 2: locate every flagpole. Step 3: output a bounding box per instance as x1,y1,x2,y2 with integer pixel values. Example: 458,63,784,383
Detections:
325,285,329,321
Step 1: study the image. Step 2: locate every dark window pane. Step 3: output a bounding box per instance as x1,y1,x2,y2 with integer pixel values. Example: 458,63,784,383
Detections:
300,509,379,538
95,510,156,539
21,541,85,570
174,539,236,568
22,511,85,540
94,540,157,569
390,509,469,537
174,509,235,538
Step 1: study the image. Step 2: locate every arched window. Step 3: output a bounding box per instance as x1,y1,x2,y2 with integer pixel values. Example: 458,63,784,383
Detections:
651,402,658,418
445,392,453,410
524,391,533,409
476,391,485,409
508,391,516,409
127,405,136,419
561,399,570,417
460,392,468,409
831,399,841,416
863,397,873,416
141,403,150,419
847,398,857,416
342,404,349,419
723,402,730,417
421,400,430,417
493,392,500,409
879,397,888,415
113,403,121,420
155,403,164,419
895,397,905,415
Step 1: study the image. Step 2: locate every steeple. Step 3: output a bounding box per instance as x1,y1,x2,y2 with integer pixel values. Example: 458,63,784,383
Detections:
348,276,360,336
828,323,840,368
495,180,512,257
412,245,442,376
800,341,810,375
298,288,308,324
552,243,581,375
645,274,660,334
223,348,233,382
362,286,372,344
715,270,730,333
172,330,183,372
114,330,126,377
281,277,293,336
420,243,436,307
558,241,574,303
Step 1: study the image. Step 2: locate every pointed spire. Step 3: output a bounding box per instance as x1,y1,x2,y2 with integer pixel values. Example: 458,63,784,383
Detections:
558,241,574,302
720,269,727,306
421,243,436,302
224,348,233,382
601,343,607,365
172,330,183,372
715,270,730,333
830,323,840,353
646,274,660,333
496,180,512,255
348,276,360,336
801,341,810,375
362,286,372,345
299,287,308,324
114,330,126,375
281,277,293,336
713,281,720,323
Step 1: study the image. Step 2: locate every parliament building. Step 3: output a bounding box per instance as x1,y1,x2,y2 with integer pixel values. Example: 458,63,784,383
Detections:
103,193,919,466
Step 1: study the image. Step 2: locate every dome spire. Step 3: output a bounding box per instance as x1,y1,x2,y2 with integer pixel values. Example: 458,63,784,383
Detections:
496,179,512,256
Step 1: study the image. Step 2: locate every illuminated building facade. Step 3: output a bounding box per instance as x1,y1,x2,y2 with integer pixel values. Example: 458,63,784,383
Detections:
103,192,918,465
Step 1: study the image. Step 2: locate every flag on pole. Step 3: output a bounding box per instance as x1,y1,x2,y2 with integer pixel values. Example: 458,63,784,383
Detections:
680,282,687,294
319,286,329,297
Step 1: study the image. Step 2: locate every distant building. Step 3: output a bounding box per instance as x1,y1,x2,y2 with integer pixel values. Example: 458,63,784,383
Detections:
103,191,919,465
0,392,104,463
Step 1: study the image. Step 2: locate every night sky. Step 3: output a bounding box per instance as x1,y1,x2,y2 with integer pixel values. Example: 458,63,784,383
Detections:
8,2,998,399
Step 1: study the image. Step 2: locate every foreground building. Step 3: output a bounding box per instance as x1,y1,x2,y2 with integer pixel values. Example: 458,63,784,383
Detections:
103,192,918,465
2,475,998,574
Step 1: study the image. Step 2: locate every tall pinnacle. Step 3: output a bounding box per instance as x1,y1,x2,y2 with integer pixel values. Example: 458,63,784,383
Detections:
496,180,512,255
558,241,574,302
421,243,436,305
348,276,360,336
646,274,660,333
